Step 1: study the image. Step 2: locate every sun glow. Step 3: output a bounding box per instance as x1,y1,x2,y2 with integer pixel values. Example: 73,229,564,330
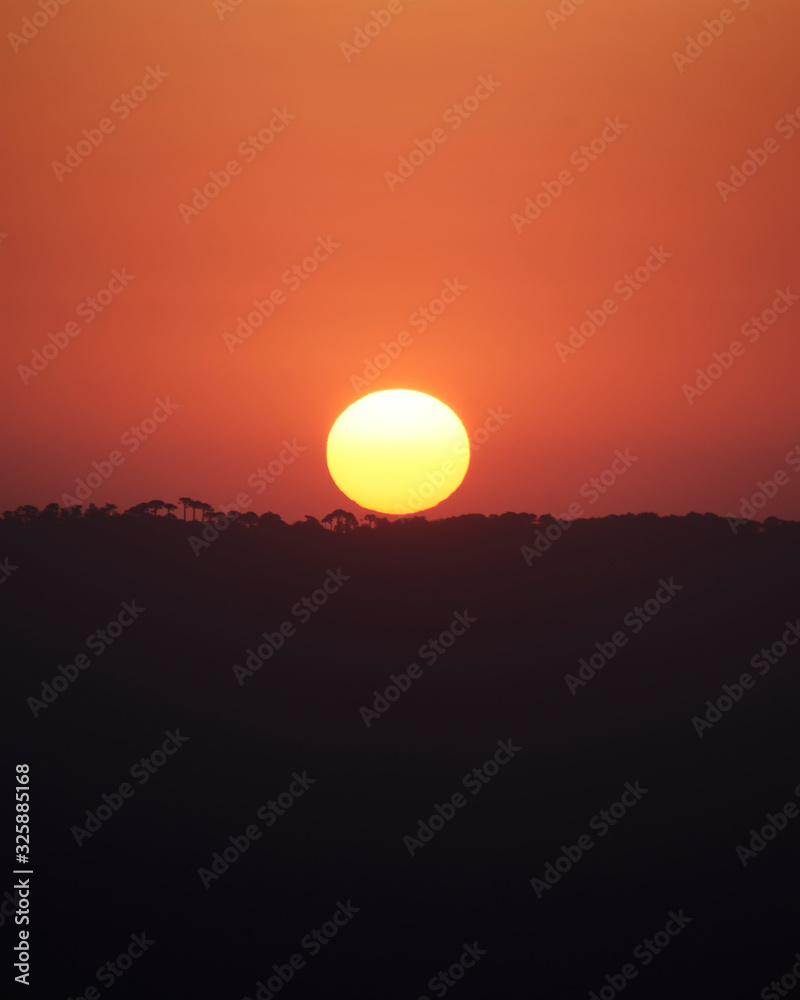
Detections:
326,389,470,514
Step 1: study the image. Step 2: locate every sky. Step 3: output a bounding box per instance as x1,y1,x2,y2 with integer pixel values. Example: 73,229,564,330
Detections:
2,0,798,522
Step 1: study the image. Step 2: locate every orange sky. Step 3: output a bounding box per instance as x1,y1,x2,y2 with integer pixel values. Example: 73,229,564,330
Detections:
2,0,798,522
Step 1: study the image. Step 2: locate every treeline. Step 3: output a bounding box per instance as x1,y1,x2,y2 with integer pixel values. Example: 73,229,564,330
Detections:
2,501,799,552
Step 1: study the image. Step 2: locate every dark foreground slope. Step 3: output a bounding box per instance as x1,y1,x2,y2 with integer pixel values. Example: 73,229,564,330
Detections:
3,511,800,999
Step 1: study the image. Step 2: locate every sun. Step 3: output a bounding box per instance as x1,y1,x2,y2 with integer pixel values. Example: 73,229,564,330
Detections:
326,389,470,515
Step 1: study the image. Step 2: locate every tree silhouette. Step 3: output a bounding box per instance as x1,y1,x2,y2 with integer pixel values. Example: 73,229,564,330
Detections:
258,511,284,530
339,511,358,533
178,497,193,521
3,500,799,1000
40,503,61,522
322,509,359,533
164,503,178,518
289,515,321,535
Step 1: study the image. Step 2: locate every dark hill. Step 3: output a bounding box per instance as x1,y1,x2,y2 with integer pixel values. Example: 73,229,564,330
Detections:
3,509,799,998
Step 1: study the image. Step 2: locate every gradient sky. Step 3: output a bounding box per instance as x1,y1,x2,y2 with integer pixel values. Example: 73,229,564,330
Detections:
2,0,798,521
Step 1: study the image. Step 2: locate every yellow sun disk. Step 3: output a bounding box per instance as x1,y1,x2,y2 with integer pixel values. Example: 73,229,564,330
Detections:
326,390,470,514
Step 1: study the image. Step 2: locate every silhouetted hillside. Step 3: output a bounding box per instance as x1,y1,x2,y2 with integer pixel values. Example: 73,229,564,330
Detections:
4,507,799,998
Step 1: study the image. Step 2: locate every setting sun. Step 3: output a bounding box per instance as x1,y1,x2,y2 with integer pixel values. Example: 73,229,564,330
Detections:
326,389,470,514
